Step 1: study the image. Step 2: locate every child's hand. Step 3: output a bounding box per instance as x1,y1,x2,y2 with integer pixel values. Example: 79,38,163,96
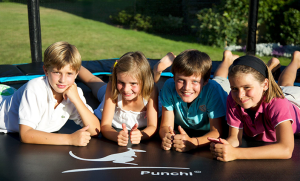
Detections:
207,137,222,144
130,123,142,144
210,138,237,162
63,83,80,102
161,126,175,150
173,126,196,152
70,125,91,146
117,123,129,146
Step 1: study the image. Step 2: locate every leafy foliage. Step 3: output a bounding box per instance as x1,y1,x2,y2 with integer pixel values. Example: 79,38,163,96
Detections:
109,0,183,34
196,0,300,47
280,8,300,45
196,0,248,47
110,10,183,34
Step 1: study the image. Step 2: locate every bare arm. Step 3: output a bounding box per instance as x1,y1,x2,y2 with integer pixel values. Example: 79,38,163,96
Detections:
78,65,106,98
159,107,175,138
159,107,175,150
195,116,225,147
140,85,159,140
64,83,100,136
100,82,120,142
226,126,243,147
212,121,294,161
19,124,91,146
172,116,225,152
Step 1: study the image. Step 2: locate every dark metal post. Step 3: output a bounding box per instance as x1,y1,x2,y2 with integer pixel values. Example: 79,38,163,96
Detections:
27,0,42,63
246,0,259,56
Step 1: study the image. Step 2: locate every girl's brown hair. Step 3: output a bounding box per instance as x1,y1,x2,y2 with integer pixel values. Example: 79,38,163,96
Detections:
228,60,284,103
111,51,154,101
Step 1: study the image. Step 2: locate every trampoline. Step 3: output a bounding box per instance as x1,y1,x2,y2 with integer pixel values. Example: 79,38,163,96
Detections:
1,60,300,181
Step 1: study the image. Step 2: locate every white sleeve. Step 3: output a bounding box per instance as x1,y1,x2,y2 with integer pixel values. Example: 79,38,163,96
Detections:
19,89,44,129
69,87,94,127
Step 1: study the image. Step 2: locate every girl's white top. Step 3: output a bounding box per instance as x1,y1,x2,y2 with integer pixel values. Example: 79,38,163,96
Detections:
95,94,148,130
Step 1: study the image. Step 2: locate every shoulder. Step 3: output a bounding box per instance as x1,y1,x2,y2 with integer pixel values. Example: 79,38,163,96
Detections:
159,78,177,106
226,93,240,113
76,86,84,96
161,78,175,91
202,79,227,99
26,76,46,87
265,97,292,111
227,93,235,105
262,98,297,121
164,78,175,86
267,97,290,107
205,79,224,90
106,81,113,91
150,84,159,97
23,76,48,95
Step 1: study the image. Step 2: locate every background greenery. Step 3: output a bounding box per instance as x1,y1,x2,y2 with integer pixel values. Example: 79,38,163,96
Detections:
0,1,293,66
196,0,300,48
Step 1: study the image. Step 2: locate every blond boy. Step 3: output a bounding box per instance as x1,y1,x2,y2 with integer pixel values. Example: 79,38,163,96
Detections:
0,41,100,146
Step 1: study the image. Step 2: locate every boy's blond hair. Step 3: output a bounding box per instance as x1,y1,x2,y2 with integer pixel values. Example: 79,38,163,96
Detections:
44,41,81,72
111,51,154,101
171,49,212,82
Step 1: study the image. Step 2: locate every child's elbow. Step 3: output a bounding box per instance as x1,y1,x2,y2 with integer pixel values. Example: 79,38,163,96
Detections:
91,128,101,137
20,134,31,144
281,147,293,159
91,132,100,137
285,150,293,159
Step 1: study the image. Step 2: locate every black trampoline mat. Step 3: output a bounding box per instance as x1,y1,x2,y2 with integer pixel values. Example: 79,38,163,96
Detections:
1,120,300,181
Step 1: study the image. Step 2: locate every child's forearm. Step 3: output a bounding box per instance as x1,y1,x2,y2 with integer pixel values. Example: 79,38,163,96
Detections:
159,126,170,139
141,125,157,140
71,98,100,136
100,125,120,142
226,136,241,147
20,125,91,146
197,129,221,147
234,143,293,160
20,128,72,145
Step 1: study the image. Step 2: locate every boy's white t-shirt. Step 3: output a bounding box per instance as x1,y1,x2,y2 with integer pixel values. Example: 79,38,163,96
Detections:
0,76,92,133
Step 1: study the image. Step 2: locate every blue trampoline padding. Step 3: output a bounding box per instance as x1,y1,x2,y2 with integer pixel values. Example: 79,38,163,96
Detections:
92,72,173,77
0,75,44,83
0,58,173,83
2,59,300,86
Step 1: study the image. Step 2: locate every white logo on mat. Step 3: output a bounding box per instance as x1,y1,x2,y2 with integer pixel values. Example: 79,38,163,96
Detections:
62,148,191,173
69,148,145,165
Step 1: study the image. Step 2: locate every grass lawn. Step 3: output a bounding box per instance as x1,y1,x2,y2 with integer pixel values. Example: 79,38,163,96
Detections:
0,2,292,66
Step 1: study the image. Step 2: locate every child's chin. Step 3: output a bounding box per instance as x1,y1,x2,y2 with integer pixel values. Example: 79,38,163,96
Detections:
53,88,66,94
181,97,195,103
240,105,251,110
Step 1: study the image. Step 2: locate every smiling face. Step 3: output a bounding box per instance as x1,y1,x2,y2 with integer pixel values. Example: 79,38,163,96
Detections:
174,73,207,103
116,72,141,102
229,73,268,111
43,64,78,100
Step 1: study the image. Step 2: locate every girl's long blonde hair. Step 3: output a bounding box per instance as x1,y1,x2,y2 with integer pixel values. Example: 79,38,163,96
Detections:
111,51,154,101
228,60,284,103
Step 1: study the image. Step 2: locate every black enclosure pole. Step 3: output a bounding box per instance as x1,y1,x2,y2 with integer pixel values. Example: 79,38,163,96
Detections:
27,0,42,63
246,0,259,56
